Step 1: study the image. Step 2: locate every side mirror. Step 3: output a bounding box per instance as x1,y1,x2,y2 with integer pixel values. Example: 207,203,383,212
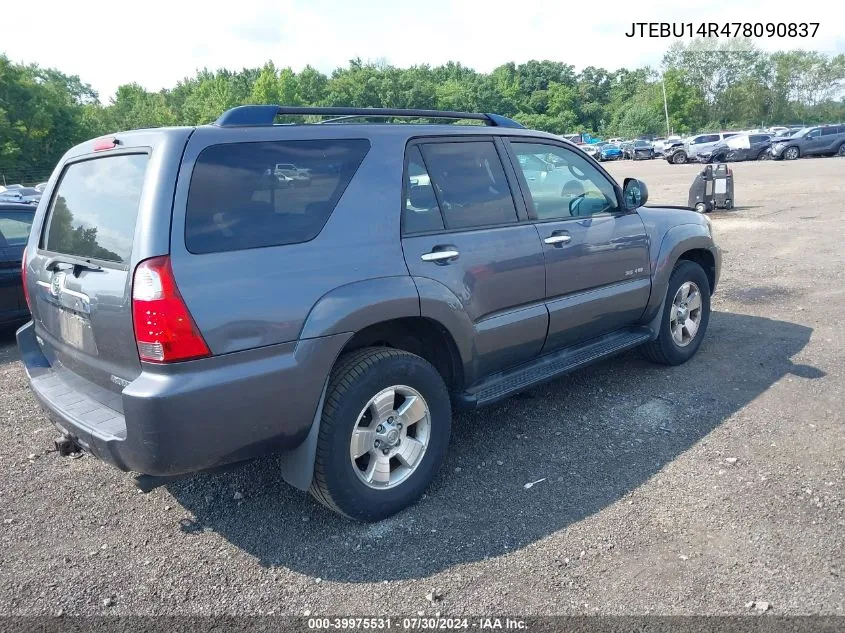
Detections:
623,178,649,210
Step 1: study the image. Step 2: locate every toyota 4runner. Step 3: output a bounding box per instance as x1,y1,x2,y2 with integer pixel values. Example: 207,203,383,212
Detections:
17,106,721,522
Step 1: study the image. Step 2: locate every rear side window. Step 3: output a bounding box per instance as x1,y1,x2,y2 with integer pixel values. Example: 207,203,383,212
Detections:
418,141,517,230
42,154,148,264
185,139,370,254
821,127,838,136
402,146,445,235
0,211,34,247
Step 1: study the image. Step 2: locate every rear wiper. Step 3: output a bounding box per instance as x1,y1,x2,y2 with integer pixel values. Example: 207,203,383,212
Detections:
45,256,103,274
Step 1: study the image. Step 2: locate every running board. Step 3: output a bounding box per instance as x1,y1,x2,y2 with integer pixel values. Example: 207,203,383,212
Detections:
454,327,653,409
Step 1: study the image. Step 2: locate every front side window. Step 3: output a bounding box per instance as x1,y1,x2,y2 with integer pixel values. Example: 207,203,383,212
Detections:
186,139,370,254
510,142,619,220
418,141,518,230
807,128,821,138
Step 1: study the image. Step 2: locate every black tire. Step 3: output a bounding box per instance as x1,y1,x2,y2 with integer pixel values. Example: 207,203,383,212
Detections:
837,143,845,157
309,347,451,522
694,202,707,214
783,146,800,160
672,151,687,164
757,150,771,161
640,261,711,366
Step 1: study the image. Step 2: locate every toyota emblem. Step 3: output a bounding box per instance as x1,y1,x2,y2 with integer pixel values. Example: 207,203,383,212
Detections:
50,271,65,297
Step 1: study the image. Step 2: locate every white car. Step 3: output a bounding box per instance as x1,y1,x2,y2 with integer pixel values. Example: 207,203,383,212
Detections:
273,163,311,187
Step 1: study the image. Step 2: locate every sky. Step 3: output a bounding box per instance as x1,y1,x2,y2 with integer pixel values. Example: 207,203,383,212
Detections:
3,0,842,102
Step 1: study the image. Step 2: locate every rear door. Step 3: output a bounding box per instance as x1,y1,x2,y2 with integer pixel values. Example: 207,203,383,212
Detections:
401,138,548,379
505,139,651,352
26,130,191,393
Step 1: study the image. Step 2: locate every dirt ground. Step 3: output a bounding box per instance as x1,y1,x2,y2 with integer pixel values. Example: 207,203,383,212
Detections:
0,156,843,616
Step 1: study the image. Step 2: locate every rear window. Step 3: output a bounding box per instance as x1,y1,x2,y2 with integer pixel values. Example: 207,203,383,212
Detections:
185,139,370,254
42,154,149,264
0,211,34,247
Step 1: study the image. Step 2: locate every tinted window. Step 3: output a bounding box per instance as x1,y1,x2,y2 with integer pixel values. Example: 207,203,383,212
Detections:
748,135,768,143
722,133,740,139
821,127,838,136
402,146,444,235
807,128,821,138
511,142,618,220
186,139,370,254
419,142,517,230
42,154,148,264
0,212,34,247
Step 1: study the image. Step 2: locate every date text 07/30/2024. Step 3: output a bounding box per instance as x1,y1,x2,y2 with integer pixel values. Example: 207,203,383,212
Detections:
625,22,819,38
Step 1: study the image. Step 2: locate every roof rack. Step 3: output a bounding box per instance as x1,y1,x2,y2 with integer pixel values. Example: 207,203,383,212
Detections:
213,105,524,129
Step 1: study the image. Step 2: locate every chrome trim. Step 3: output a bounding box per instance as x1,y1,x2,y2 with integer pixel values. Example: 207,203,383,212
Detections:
544,235,572,245
421,250,459,262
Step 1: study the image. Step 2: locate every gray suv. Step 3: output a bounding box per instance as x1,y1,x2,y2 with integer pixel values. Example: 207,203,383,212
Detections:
17,106,721,522
770,124,845,160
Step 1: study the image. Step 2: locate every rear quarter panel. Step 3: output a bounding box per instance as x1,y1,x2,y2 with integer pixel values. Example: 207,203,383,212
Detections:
169,127,413,354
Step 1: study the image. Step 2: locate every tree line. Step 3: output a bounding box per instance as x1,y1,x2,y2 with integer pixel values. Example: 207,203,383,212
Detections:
2,39,843,184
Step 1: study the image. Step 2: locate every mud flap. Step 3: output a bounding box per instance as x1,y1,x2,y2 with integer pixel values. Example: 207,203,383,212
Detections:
279,380,328,491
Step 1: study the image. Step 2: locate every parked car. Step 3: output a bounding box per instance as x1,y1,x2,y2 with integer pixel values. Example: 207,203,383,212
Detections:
0,202,36,327
668,132,742,164
597,142,623,161
17,105,720,522
0,187,40,205
700,133,773,162
34,182,49,193
652,136,682,156
273,162,312,187
580,144,601,161
770,125,845,160
624,140,655,160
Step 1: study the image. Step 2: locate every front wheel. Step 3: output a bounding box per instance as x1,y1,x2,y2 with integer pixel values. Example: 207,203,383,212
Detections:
783,146,800,160
640,261,711,366
757,150,771,161
672,151,688,164
309,347,451,522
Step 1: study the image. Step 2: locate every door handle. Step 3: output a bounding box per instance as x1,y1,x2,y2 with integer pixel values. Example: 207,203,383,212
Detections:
544,234,572,245
421,249,460,263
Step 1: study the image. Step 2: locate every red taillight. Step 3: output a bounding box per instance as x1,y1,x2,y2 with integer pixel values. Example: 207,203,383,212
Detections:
93,138,119,151
131,256,210,363
21,248,31,310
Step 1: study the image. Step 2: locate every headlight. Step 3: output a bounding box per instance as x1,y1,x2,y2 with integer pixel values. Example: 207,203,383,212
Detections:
773,142,784,149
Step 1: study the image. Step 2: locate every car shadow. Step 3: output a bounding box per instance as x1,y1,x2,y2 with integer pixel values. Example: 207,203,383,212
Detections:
167,311,821,582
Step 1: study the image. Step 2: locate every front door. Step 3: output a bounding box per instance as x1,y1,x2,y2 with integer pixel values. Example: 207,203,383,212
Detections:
803,128,826,155
401,139,548,381
505,140,651,352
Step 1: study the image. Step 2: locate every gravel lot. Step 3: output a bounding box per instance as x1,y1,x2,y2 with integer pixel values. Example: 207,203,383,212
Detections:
1,157,843,616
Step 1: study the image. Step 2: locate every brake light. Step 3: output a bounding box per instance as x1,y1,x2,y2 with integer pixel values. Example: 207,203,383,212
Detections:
93,138,119,151
131,256,209,363
21,248,31,310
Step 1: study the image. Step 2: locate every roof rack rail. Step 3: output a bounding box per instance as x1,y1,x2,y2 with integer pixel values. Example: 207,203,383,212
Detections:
213,105,524,129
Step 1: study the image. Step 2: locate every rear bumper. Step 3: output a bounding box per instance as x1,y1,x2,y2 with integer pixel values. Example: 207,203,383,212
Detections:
17,321,350,476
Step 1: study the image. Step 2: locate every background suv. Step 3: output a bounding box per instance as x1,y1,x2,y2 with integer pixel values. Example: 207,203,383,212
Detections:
770,125,845,160
669,132,741,164
17,106,720,522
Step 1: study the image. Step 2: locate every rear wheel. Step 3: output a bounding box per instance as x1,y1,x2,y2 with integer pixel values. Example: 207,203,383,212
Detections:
837,143,845,157
641,261,711,366
309,347,451,522
757,150,771,161
694,202,707,214
784,146,800,160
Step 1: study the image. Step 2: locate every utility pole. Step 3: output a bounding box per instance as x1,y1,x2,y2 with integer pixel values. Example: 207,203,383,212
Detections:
662,75,671,137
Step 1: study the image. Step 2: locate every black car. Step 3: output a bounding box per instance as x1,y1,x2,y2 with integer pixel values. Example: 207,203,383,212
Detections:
625,140,655,160
0,203,36,327
702,133,773,162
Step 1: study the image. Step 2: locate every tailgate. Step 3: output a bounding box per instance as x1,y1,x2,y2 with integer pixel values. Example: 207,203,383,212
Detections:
26,130,192,395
